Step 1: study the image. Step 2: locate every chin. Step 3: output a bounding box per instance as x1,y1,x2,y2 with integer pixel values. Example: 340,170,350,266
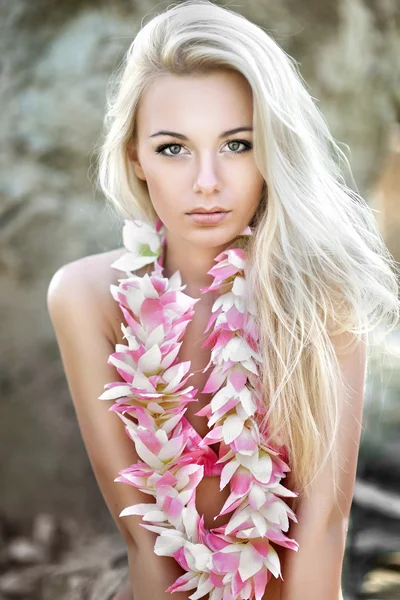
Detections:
187,224,244,247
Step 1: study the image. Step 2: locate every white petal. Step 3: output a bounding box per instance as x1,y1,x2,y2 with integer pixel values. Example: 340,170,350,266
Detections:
238,544,263,581
147,324,165,348
98,385,131,400
138,344,162,374
142,510,168,522
154,533,185,556
224,506,251,535
160,344,181,369
189,575,214,600
132,371,157,393
172,574,199,592
228,252,245,270
135,437,163,469
125,286,145,314
186,544,213,571
182,503,200,542
162,410,186,435
210,384,231,412
232,276,245,297
147,401,164,414
264,544,281,579
260,500,287,528
122,219,161,256
252,512,267,537
248,485,266,510
158,434,185,461
108,356,136,374
140,273,159,299
241,359,259,374
119,502,150,516
239,386,257,416
139,523,174,535
222,414,244,444
219,544,242,554
209,588,224,600
168,270,183,290
111,252,154,273
234,295,246,313
163,362,189,392
154,428,169,444
220,459,240,489
239,451,259,471
215,313,227,328
253,454,272,483
178,490,195,506
223,337,252,362
273,483,298,498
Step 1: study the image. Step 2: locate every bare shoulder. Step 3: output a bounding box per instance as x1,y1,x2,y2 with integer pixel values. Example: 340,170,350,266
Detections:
46,246,159,549
47,246,127,344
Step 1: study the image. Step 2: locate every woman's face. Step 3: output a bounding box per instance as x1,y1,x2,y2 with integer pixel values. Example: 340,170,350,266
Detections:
129,69,265,249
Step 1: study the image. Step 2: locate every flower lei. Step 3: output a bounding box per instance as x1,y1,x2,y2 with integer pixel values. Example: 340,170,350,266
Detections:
99,218,299,600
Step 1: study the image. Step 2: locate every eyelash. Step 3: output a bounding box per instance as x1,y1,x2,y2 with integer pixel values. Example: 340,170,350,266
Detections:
155,139,253,158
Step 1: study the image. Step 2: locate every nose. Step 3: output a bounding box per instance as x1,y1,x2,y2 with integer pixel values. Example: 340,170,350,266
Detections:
193,153,220,194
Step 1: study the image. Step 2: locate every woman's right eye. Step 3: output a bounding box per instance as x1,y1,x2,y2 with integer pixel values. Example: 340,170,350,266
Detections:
155,143,184,157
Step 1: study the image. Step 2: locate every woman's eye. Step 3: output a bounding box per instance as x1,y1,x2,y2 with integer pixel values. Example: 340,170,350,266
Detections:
226,139,252,153
155,143,184,157
155,139,252,158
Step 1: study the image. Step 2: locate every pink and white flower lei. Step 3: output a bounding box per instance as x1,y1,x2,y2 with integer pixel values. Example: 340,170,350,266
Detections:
99,218,299,600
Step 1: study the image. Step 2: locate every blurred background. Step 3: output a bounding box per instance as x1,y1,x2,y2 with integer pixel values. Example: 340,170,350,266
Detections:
0,0,399,598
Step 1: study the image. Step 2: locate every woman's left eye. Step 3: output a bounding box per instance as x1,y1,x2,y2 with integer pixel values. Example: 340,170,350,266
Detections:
155,139,252,157
225,139,252,153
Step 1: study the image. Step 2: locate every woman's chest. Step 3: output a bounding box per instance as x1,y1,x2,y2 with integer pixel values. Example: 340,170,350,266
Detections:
174,305,236,529
176,305,216,439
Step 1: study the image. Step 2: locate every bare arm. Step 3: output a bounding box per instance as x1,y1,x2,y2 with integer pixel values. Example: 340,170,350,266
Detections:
47,259,198,600
278,331,368,600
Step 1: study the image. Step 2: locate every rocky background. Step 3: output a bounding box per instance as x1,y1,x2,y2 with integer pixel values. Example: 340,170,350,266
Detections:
0,0,399,598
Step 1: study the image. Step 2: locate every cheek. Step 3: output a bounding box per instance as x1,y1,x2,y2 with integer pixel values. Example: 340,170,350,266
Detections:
142,156,184,196
145,181,181,225
232,157,263,188
142,165,174,202
239,170,265,212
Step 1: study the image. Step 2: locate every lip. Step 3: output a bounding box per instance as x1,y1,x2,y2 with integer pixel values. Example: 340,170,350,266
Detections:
187,207,228,214
187,211,230,225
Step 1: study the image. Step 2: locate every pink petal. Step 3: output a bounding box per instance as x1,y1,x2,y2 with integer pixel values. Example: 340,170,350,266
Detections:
212,550,240,573
141,297,166,329
202,366,226,394
228,367,248,392
231,467,252,495
254,567,271,600
231,428,258,454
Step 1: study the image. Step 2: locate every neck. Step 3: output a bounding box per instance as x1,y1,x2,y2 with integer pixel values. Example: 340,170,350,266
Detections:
162,231,232,298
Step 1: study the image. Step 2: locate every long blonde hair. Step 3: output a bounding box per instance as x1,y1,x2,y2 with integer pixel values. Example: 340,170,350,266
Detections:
94,0,400,511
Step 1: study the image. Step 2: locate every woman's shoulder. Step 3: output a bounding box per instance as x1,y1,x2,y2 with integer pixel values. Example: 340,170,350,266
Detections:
47,246,128,346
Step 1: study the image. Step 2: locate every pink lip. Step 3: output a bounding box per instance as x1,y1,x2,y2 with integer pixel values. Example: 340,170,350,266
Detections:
187,211,230,225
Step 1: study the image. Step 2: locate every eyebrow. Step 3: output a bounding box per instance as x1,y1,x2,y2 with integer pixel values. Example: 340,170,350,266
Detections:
149,126,253,140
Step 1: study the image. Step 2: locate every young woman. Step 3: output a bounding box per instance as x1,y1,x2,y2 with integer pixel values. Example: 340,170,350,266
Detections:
47,1,399,599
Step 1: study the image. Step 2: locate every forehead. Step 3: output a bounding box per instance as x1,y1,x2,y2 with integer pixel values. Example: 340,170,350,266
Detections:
136,70,253,136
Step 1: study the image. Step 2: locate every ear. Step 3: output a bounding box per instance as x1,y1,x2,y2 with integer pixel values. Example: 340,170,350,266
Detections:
127,141,146,181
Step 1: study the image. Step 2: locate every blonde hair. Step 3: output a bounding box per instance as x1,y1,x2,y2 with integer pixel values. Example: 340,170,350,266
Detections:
95,0,400,512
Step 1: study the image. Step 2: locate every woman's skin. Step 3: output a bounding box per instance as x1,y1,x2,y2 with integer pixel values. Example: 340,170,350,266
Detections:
45,67,287,599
